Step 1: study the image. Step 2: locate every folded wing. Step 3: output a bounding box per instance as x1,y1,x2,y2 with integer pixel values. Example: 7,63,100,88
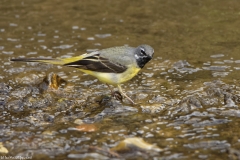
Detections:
64,54,127,73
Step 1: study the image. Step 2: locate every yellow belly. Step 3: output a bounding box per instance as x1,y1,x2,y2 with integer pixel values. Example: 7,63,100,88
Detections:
79,65,141,85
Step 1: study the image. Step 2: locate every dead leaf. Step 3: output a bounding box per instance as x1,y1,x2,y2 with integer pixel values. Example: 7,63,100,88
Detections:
111,137,162,153
76,123,98,132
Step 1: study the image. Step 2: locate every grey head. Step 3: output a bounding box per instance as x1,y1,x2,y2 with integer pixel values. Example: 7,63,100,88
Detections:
134,44,154,68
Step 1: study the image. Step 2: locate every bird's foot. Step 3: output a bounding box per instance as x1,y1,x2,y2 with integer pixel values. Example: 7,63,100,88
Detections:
111,91,123,102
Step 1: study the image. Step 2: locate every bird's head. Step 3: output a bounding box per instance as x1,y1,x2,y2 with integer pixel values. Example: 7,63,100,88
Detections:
134,44,154,68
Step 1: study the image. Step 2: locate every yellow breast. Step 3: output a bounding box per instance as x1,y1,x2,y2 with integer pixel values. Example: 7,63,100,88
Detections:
78,65,141,85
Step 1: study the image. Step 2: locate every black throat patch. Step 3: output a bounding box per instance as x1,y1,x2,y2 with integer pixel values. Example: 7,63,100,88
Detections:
136,56,152,68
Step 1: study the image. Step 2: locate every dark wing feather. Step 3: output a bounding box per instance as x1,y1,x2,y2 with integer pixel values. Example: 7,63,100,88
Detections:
64,54,127,73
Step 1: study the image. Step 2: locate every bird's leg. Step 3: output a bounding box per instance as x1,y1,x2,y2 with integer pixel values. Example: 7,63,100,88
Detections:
106,84,114,94
117,84,136,104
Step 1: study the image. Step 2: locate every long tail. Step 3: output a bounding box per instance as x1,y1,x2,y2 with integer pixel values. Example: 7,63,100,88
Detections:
10,55,84,65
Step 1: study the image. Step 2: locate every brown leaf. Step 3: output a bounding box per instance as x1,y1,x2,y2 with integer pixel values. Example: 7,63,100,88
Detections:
76,123,98,132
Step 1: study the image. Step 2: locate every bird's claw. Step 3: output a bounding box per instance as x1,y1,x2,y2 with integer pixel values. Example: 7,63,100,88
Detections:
111,91,123,102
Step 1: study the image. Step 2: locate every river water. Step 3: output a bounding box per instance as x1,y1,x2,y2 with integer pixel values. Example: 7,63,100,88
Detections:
1,0,240,159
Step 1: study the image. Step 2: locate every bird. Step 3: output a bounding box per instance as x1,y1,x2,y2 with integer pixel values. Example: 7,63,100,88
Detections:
11,44,154,104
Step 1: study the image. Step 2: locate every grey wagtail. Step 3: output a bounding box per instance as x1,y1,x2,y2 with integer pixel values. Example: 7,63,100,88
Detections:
11,44,154,104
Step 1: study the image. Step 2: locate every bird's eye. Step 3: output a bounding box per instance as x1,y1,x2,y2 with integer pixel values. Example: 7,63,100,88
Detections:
140,48,146,55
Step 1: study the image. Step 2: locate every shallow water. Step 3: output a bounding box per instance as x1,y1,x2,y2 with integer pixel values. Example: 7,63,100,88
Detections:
1,0,240,159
